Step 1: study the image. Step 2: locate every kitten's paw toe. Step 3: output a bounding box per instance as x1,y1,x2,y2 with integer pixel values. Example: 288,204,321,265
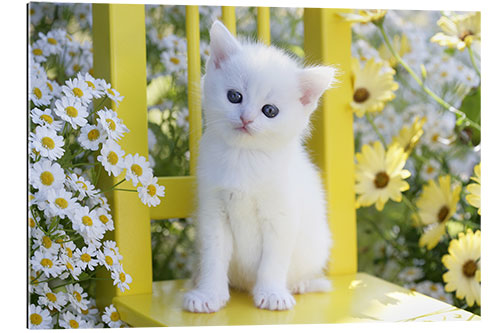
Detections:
253,288,296,311
183,289,229,313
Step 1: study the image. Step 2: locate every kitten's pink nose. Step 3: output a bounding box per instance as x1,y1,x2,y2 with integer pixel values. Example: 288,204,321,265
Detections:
240,116,253,126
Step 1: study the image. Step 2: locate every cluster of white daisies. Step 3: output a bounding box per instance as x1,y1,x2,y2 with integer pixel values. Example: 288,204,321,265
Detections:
29,28,164,329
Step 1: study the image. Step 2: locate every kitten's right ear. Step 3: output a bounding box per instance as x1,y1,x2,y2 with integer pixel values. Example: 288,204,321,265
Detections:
209,21,241,69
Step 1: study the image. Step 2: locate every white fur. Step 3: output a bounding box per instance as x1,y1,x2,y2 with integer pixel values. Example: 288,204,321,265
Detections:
183,21,336,313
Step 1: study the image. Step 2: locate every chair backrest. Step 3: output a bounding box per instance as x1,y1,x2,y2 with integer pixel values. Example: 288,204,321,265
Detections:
92,4,356,305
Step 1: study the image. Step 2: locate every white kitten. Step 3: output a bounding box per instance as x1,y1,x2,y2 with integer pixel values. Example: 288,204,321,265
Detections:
183,21,336,313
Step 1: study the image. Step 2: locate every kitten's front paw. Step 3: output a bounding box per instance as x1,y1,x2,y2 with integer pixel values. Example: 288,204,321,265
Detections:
253,287,296,311
183,289,229,313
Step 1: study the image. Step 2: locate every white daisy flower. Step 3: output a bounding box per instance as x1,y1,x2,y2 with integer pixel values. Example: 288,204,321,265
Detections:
62,256,83,280
148,128,157,151
60,239,76,260
74,244,99,271
161,49,187,74
137,176,165,207
28,211,39,237
123,153,153,186
31,250,64,278
30,108,63,131
111,264,133,292
79,298,100,323
30,126,65,160
54,95,88,129
30,39,49,63
102,240,123,260
31,228,59,255
97,140,125,177
397,266,424,282
39,30,63,55
59,311,87,329
87,194,111,212
46,188,78,218
102,304,123,328
97,108,129,141
35,283,68,311
66,173,98,200
95,208,114,231
29,304,53,329
30,159,65,192
72,206,105,243
29,75,52,106
62,77,93,106
45,78,62,98
420,159,441,181
78,123,107,151
97,248,120,271
66,283,90,313
77,72,105,98
101,82,124,104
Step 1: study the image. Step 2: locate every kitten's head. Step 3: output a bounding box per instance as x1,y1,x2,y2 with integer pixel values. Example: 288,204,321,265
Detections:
203,21,336,150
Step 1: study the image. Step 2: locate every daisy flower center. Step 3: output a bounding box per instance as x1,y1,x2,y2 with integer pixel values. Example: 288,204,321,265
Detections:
110,311,121,322
105,255,114,266
353,87,370,103
87,129,100,141
462,259,477,278
72,87,84,97
41,258,53,268
41,137,55,149
47,292,57,302
431,133,439,143
119,272,126,283
40,114,54,124
170,57,180,65
66,106,79,118
55,198,69,209
30,313,43,325
99,215,109,224
86,81,95,89
77,181,88,190
82,216,93,226
66,261,74,270
131,164,143,176
33,48,43,56
107,151,119,165
29,217,36,228
147,184,157,196
81,253,91,262
459,29,474,41
73,64,81,72
106,118,117,131
69,320,79,328
426,166,435,174
42,236,52,249
47,37,58,45
437,205,449,222
81,308,89,315
33,87,43,99
73,291,82,302
46,82,53,92
374,171,390,189
40,171,54,186
107,88,115,96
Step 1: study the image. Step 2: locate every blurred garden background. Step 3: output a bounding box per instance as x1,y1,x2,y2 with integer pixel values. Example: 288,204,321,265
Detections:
29,2,481,327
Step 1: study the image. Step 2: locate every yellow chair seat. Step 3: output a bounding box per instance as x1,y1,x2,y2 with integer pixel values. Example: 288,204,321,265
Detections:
113,272,479,326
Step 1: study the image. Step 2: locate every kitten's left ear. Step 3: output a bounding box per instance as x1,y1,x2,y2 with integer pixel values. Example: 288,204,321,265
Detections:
299,66,337,110
209,21,242,69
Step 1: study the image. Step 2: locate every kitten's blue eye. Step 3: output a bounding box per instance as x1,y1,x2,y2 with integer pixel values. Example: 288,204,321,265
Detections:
262,104,279,118
227,89,243,104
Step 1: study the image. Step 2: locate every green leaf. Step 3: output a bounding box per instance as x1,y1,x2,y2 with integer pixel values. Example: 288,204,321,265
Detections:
459,85,481,144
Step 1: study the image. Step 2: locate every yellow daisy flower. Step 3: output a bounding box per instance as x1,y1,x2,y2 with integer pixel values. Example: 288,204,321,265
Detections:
431,12,481,51
442,229,481,307
355,141,411,211
391,116,427,153
417,175,462,249
351,58,399,118
466,163,481,215
378,34,411,68
337,9,387,24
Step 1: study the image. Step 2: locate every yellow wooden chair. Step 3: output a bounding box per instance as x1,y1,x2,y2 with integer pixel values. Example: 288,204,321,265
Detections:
92,4,479,326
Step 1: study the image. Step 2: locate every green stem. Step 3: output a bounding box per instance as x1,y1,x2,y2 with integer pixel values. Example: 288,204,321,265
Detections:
71,162,97,168
366,112,387,148
467,45,481,78
364,217,407,266
375,22,481,132
401,194,423,226
96,178,126,195
114,188,137,193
